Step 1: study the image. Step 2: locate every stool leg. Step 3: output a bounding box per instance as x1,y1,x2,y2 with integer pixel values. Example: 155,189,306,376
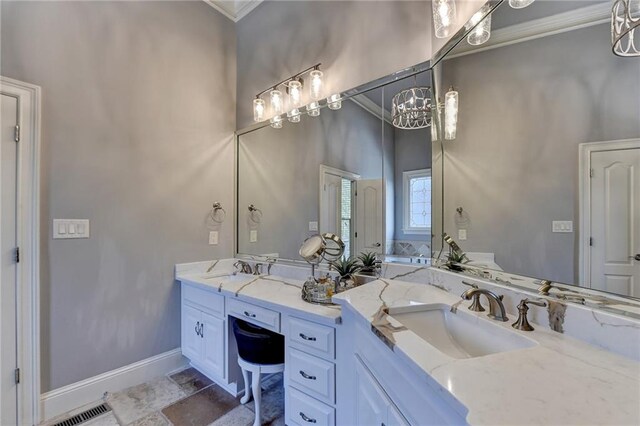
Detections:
251,368,262,426
240,367,251,404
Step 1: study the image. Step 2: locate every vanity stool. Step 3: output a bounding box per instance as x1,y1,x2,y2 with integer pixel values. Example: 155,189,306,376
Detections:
232,319,285,426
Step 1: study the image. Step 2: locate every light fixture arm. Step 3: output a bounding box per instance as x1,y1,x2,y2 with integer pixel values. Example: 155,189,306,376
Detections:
255,63,321,98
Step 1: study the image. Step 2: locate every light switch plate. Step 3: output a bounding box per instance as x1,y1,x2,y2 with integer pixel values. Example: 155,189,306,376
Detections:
458,229,467,240
53,219,90,239
552,221,573,233
250,230,258,243
208,231,219,245
309,221,318,232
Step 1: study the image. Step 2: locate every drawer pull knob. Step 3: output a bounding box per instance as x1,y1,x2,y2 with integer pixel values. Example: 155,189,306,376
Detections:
299,370,317,380
299,412,317,423
244,311,256,318
299,333,316,341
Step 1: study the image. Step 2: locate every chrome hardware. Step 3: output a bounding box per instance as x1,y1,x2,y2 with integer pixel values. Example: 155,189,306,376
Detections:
195,322,201,337
462,281,485,312
631,254,640,261
266,257,277,275
299,370,317,380
253,263,263,275
233,260,252,275
461,288,508,322
299,333,316,341
200,323,204,338
512,298,547,331
373,242,381,247
299,412,317,423
537,280,554,295
243,311,256,318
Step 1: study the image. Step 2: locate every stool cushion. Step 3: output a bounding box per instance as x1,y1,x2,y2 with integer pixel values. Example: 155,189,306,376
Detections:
233,318,284,364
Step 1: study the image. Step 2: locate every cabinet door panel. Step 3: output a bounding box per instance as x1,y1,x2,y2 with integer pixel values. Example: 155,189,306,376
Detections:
182,304,202,362
387,405,410,426
355,357,387,426
201,311,225,379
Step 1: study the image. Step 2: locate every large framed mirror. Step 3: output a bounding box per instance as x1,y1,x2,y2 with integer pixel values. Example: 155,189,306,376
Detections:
236,64,434,266
431,0,640,301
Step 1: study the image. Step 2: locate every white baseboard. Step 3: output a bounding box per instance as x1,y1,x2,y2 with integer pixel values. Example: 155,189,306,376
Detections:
40,348,187,422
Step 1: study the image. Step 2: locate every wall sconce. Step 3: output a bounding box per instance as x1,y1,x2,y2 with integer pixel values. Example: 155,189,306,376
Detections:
432,0,457,39
253,64,323,125
444,87,458,140
612,0,640,57
509,0,535,9
466,4,492,46
327,94,342,110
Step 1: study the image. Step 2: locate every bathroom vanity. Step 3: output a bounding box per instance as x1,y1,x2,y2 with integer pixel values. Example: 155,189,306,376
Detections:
176,258,640,426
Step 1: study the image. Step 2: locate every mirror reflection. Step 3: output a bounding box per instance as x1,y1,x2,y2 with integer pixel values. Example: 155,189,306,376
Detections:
433,0,640,297
237,71,433,265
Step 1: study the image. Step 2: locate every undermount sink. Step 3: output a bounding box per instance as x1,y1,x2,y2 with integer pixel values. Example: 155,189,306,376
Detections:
387,304,537,359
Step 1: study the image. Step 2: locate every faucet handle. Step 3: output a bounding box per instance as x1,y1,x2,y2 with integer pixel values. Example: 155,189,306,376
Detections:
253,263,263,275
462,281,485,312
512,298,547,331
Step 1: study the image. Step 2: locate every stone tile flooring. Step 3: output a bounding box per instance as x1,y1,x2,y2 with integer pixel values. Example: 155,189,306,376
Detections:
47,368,285,426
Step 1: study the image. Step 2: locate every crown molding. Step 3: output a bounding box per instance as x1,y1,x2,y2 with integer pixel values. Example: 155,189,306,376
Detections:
351,94,393,125
446,2,611,59
204,0,263,22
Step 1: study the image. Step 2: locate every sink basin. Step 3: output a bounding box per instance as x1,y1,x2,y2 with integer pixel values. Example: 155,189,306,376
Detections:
387,304,537,359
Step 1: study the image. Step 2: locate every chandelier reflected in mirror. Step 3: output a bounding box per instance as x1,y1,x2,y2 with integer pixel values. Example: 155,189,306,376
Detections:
391,86,433,130
612,0,640,56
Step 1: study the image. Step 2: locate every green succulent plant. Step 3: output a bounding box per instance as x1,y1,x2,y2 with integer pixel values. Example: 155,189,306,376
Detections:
331,256,361,278
357,251,379,269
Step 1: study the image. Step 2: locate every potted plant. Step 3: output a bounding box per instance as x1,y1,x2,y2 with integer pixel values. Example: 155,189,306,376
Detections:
330,257,361,291
446,250,468,272
357,251,380,276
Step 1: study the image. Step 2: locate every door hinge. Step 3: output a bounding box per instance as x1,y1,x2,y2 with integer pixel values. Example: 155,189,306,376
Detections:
15,247,20,263
14,368,20,384
589,168,594,178
14,125,20,143
589,237,593,246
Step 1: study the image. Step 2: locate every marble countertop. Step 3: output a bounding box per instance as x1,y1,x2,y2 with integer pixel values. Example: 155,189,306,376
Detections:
176,260,341,325
333,279,640,425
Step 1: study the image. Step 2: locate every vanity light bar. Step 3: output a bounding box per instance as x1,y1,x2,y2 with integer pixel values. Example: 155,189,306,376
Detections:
253,64,324,127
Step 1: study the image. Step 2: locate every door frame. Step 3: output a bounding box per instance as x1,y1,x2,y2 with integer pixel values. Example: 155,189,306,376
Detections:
578,138,640,289
1,76,41,425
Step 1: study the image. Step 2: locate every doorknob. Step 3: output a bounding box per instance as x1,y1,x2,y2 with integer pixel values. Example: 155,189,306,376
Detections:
631,254,640,261
373,242,381,247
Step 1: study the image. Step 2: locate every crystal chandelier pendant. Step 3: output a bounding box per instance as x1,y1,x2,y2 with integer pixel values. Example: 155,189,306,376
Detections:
612,0,640,57
391,87,433,130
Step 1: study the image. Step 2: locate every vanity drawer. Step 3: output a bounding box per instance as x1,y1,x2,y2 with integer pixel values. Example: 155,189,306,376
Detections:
287,317,335,360
227,298,280,333
287,387,335,426
288,348,335,404
182,284,224,318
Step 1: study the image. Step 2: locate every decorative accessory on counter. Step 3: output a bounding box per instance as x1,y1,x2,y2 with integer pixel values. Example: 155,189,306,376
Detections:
299,233,346,305
209,201,226,223
357,252,381,276
331,257,361,291
302,274,337,305
512,298,547,331
612,0,640,57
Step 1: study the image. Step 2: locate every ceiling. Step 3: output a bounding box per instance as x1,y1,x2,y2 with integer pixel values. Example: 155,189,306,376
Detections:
204,0,263,22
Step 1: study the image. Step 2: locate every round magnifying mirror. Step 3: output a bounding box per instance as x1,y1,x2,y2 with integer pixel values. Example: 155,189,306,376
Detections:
299,234,326,264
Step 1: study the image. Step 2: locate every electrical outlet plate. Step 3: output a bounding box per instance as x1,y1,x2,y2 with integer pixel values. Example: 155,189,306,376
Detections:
209,231,219,245
53,219,90,239
458,229,467,240
309,221,318,232
552,221,573,233
250,230,258,243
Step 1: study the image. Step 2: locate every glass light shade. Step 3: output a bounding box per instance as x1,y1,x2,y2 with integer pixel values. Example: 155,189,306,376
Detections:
444,89,458,140
288,80,302,109
327,94,342,110
253,98,265,122
432,0,457,39
270,115,283,129
287,109,301,123
270,89,283,115
466,5,492,46
306,101,320,117
509,0,535,9
309,70,323,100
612,0,640,57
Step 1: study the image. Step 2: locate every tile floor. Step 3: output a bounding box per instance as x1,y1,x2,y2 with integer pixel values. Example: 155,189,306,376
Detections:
47,368,285,426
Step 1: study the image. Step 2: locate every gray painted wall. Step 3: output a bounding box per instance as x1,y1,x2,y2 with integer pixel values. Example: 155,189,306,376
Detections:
1,1,236,391
238,98,383,260
437,23,640,284
236,0,432,129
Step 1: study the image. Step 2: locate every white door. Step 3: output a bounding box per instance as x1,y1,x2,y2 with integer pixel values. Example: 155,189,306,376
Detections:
320,171,342,235
356,179,384,255
181,304,203,362
201,312,225,379
590,148,640,296
1,92,19,426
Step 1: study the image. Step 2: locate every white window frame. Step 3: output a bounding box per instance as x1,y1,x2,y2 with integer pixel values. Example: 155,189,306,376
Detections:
402,168,431,235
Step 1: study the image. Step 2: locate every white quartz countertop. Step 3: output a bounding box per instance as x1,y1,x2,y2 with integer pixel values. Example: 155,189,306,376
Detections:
333,279,640,426
176,261,341,325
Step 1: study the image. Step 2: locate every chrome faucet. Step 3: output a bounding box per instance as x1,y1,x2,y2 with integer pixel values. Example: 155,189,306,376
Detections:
233,260,252,275
253,263,263,275
461,288,509,322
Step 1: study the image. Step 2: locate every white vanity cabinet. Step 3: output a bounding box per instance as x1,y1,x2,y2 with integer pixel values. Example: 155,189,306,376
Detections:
181,283,226,381
355,356,408,426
